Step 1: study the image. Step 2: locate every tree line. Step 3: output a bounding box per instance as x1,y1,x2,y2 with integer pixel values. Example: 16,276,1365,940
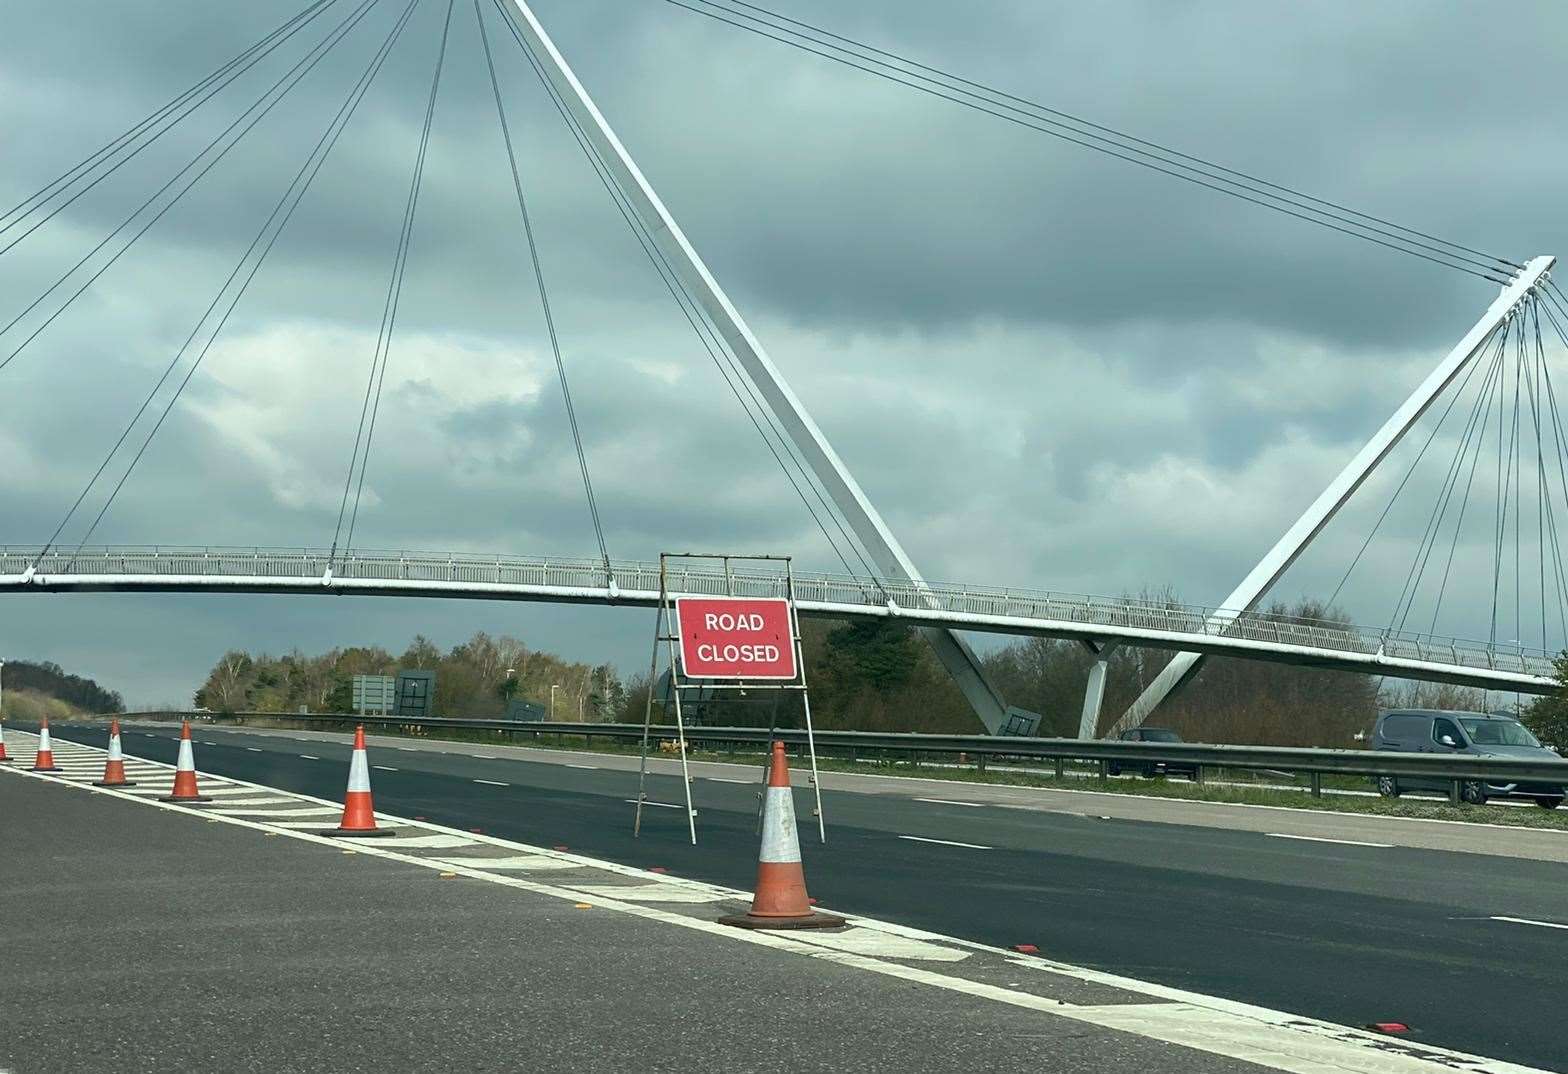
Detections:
186,596,1567,748
1,659,123,713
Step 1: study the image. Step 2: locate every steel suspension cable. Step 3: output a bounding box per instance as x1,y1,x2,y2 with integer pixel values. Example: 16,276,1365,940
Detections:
48,0,421,568
476,1,610,570
0,0,382,376
1526,301,1568,644
1426,328,1509,634
720,0,1520,276
490,0,878,580
1389,327,1507,631
0,0,338,249
339,0,456,560
1325,324,1492,609
664,0,1512,282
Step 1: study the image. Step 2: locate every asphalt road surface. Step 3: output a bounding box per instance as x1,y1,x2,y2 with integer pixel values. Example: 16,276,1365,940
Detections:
37,720,1568,1071
4,771,1295,1074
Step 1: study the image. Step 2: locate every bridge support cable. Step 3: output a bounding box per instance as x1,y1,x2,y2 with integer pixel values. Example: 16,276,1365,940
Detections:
0,0,340,252
485,0,877,585
664,0,1517,283
1324,325,1495,612
0,0,384,377
334,0,457,563
36,0,423,568
490,0,1013,733
1526,302,1568,646
1115,258,1556,735
1386,326,1508,634
475,1,610,573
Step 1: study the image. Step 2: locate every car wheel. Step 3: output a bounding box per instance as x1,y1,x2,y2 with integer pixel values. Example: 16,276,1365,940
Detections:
1141,764,1158,779
1376,775,1400,798
1537,796,1564,810
1460,780,1487,805
1107,763,1121,777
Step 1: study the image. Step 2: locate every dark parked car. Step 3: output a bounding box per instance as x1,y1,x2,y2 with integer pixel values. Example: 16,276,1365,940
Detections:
1108,727,1198,779
1371,709,1566,808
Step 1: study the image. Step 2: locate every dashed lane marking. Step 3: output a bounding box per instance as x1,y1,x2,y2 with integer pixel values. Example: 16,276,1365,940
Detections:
473,779,509,787
1490,915,1568,931
300,755,320,760
372,765,398,771
913,797,985,808
6,728,1548,1074
705,777,751,784
898,835,992,850
246,747,263,753
625,799,683,809
565,764,597,770
1267,833,1394,849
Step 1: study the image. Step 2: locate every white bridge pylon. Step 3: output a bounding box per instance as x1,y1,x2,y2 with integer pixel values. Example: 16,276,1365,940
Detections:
495,1,1015,733
1108,255,1558,738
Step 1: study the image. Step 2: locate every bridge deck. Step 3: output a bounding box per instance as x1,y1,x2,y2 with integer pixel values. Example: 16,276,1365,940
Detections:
1,546,1555,693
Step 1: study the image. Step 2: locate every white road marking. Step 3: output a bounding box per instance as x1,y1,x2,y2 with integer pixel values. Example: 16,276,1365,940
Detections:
572,884,725,904
299,755,320,760
473,779,509,787
218,806,342,817
372,765,398,771
898,835,992,850
246,747,263,753
1490,915,1568,931
787,927,970,962
433,855,581,872
914,797,984,808
1,728,1549,1074
565,763,597,770
625,799,682,809
1267,833,1393,849
706,776,751,784
398,747,418,752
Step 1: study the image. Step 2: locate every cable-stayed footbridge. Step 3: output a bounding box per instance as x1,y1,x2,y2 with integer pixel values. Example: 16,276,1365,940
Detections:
3,0,1567,737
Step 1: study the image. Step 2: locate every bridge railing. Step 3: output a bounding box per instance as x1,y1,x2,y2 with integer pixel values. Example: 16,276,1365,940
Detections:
1,544,1556,678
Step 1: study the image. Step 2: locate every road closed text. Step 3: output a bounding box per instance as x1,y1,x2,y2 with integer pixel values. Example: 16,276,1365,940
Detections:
675,597,797,679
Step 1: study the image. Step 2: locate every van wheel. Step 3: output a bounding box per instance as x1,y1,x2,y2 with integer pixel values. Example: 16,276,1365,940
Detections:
1376,775,1400,798
1537,796,1564,810
1460,780,1487,805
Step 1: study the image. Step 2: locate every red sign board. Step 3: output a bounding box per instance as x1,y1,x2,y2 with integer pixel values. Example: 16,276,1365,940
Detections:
675,597,797,680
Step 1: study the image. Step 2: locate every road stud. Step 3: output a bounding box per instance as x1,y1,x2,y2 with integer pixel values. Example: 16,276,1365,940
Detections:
93,719,136,787
322,726,397,838
30,717,60,772
158,720,213,802
719,741,845,931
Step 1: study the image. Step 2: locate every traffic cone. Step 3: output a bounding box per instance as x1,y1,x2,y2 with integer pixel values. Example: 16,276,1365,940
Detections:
323,726,396,838
159,720,212,802
31,717,60,772
93,719,136,787
0,717,11,762
719,742,844,930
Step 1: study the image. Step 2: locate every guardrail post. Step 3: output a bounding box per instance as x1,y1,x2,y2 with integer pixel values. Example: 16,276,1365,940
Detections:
977,753,987,776
1449,779,1461,806
1054,757,1063,780
1097,759,1108,780
1310,771,1322,798
1193,764,1204,785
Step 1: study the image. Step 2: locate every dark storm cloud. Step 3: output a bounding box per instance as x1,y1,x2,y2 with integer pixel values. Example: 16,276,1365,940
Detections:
2,0,1566,703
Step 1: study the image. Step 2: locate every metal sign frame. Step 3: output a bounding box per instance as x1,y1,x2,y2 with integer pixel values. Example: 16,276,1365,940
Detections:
633,552,825,845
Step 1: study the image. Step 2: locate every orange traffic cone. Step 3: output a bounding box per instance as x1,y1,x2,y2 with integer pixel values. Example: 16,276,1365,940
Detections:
159,720,212,802
31,717,60,772
0,716,11,762
323,726,395,838
720,742,844,930
93,719,136,787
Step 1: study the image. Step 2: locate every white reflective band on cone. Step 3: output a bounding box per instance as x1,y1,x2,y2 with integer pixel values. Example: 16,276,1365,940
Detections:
176,737,194,771
759,786,801,864
38,727,52,750
107,735,123,761
346,750,371,793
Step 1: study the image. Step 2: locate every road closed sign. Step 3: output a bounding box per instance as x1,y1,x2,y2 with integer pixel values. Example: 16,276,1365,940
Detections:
675,597,797,680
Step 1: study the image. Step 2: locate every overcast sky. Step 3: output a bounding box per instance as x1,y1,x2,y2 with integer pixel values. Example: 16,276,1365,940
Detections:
3,0,1567,709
